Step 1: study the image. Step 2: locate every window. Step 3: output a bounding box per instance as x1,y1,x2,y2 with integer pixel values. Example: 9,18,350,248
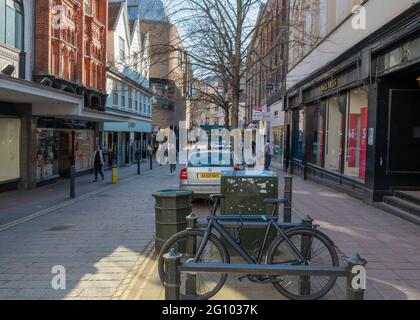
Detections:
344,87,368,182
113,80,118,107
306,102,325,167
1,0,23,50
293,109,304,161
119,37,126,61
35,129,59,181
128,87,133,111
121,84,126,109
0,118,20,182
336,0,349,25
324,95,345,173
84,0,91,15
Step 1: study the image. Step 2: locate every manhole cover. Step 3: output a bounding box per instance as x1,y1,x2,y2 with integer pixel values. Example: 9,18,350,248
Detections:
48,226,71,231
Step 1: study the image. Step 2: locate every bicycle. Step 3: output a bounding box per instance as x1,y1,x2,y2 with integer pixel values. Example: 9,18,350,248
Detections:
158,194,339,300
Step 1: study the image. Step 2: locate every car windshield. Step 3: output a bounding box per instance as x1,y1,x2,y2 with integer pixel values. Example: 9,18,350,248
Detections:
188,151,233,167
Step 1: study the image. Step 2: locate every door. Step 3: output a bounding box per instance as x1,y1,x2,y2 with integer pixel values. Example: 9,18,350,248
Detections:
388,90,420,173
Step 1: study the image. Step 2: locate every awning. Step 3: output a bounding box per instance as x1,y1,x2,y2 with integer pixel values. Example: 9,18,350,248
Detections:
0,74,128,122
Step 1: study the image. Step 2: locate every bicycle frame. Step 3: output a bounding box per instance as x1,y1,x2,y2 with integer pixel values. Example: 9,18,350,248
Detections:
193,199,311,265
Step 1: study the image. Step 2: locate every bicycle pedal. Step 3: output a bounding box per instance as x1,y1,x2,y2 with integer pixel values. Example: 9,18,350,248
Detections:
238,275,248,282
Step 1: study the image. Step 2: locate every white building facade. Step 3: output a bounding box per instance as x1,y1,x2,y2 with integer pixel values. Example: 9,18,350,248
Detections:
104,1,153,168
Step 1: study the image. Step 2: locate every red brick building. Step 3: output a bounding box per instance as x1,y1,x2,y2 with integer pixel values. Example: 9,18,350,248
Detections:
33,0,108,109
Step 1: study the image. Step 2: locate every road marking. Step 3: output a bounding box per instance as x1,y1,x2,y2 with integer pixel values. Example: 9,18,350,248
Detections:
134,257,160,300
0,166,163,232
120,241,156,300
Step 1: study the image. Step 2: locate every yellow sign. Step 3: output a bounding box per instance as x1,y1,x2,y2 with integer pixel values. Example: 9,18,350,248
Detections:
320,79,338,92
198,173,221,179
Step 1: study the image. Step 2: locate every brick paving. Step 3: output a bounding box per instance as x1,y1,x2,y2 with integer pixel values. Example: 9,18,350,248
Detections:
0,164,179,300
0,164,419,300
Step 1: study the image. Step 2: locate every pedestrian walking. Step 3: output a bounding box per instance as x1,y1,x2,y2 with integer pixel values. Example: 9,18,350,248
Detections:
168,137,177,175
93,144,105,182
264,139,274,171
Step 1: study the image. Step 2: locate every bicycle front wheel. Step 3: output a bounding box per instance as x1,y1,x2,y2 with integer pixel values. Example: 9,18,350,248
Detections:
158,230,230,300
266,228,339,300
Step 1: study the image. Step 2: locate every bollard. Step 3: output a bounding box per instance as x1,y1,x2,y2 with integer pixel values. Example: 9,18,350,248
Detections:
283,175,293,223
299,215,313,296
185,213,198,297
137,150,141,176
164,248,182,300
150,150,153,170
112,165,118,184
69,165,76,199
346,254,367,300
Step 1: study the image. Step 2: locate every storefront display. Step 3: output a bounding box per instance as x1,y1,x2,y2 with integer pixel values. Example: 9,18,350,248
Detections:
271,126,285,169
293,109,304,161
324,96,343,173
75,131,94,171
0,118,20,183
344,87,368,182
35,129,59,181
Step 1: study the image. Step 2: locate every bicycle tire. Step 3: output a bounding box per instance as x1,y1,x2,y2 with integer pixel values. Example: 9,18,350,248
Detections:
158,229,230,300
266,228,339,300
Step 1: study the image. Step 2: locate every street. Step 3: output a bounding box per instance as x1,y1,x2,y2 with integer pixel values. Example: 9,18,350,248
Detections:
0,164,419,300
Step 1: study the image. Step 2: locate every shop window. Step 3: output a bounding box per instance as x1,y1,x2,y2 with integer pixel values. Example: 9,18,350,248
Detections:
324,95,345,173
75,131,94,171
293,109,304,161
306,102,325,167
0,118,20,183
344,87,368,182
35,129,59,181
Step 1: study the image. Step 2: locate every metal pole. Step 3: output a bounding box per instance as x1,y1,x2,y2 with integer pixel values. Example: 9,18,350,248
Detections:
70,131,76,199
283,175,293,223
164,248,182,300
185,213,198,297
346,254,367,300
299,215,313,296
137,141,141,176
150,148,153,170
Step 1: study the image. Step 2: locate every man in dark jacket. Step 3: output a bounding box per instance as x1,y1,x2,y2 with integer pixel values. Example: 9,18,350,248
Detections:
93,145,105,182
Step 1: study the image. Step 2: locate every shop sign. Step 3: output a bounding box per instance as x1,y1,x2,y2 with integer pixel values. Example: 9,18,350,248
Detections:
320,79,338,92
252,106,270,121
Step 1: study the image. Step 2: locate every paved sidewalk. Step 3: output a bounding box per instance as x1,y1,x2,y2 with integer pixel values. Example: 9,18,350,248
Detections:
278,171,420,300
124,170,420,301
0,160,158,227
0,164,178,300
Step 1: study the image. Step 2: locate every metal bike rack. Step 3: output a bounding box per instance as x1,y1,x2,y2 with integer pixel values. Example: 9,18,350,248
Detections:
163,248,367,301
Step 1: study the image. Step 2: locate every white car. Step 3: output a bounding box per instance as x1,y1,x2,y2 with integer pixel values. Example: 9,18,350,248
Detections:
180,150,243,198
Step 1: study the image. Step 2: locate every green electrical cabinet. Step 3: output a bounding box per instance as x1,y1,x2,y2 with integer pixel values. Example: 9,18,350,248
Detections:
220,171,279,256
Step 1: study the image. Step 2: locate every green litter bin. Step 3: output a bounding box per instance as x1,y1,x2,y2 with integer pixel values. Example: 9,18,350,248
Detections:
152,189,193,253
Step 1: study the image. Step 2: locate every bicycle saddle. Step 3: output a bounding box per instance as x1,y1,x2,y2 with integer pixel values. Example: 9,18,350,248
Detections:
263,198,286,205
209,194,225,201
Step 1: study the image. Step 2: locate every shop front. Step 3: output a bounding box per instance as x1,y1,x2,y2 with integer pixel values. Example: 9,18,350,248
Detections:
103,119,152,168
0,116,21,191
35,118,96,182
286,4,420,203
287,55,371,200
269,99,285,170
369,29,420,201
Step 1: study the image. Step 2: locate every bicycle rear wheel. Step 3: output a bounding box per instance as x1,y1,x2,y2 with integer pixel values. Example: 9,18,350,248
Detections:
158,230,230,300
266,228,339,300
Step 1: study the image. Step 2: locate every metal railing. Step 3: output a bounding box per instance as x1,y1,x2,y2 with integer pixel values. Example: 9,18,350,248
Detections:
163,248,367,300
162,175,367,300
